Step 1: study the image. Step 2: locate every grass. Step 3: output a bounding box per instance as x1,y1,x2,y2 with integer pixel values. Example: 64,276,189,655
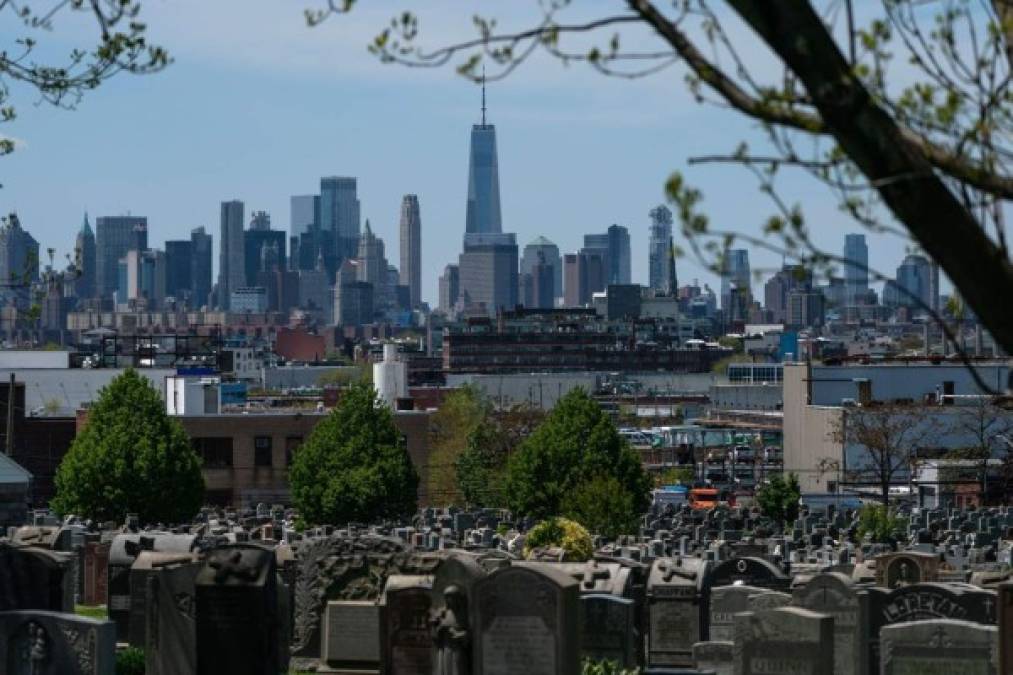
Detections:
75,604,109,620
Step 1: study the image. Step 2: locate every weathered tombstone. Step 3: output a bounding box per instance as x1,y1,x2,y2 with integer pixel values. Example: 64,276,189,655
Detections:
0,544,74,613
471,563,580,675
0,610,116,675
880,618,998,675
646,556,707,668
580,594,637,669
321,600,381,672
128,551,195,648
145,561,200,675
709,585,771,641
874,551,939,588
692,640,734,675
1000,582,1013,675
380,575,433,675
195,544,282,675
793,572,865,675
746,590,791,611
82,541,111,606
734,606,834,675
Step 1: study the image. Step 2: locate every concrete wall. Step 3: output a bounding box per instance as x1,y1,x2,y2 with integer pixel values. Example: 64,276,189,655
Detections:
709,384,782,411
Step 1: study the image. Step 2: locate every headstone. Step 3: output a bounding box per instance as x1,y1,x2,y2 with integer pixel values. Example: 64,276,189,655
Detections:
145,561,200,675
747,591,791,611
0,609,116,675
321,600,381,671
793,573,865,675
880,618,997,675
692,640,734,675
733,606,834,675
709,585,771,641
128,551,195,648
874,551,939,588
82,541,110,607
0,544,74,613
999,583,1013,675
471,563,579,675
195,544,282,675
647,556,707,668
580,594,637,668
380,575,433,675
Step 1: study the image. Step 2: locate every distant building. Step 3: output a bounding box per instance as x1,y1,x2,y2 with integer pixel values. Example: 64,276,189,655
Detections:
465,90,502,236
458,234,518,315
290,194,319,239
563,253,588,307
117,248,165,309
764,265,811,323
298,252,332,323
885,253,933,309
249,210,271,231
786,290,825,329
244,228,287,287
439,264,460,313
230,287,268,313
530,254,555,309
607,224,632,285
74,213,96,301
843,233,868,304
399,195,422,309
190,227,213,310
648,205,675,294
0,213,40,308
520,236,561,303
720,249,751,311
96,215,147,305
218,200,245,310
356,220,389,311
320,176,360,266
164,239,193,303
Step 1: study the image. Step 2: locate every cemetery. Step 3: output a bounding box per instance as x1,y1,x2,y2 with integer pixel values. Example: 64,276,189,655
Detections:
2,498,1013,674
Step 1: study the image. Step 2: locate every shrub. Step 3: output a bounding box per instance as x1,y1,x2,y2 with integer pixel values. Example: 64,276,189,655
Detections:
523,517,593,562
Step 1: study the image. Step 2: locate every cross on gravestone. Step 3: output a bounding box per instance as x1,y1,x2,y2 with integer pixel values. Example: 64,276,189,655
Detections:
580,561,612,591
880,619,998,675
733,607,835,675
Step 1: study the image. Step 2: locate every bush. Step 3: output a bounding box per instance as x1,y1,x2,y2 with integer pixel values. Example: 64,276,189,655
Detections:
52,369,204,524
116,647,145,675
857,503,907,543
523,517,593,562
756,473,801,525
505,389,651,521
581,659,638,675
289,382,418,524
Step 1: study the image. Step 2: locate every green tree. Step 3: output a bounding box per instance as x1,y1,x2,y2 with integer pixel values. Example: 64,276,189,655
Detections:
52,369,203,524
456,403,544,508
856,503,907,544
426,385,491,504
756,473,801,525
656,466,695,487
562,475,641,539
504,389,651,520
290,382,418,524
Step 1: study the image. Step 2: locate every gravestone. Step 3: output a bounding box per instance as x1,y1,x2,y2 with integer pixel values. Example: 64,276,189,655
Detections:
195,544,282,675
144,561,200,675
646,556,707,668
874,551,939,588
128,551,195,648
471,563,579,675
692,640,734,675
733,606,834,675
380,575,433,675
746,591,791,611
0,610,116,675
581,594,637,668
709,585,771,641
880,619,997,675
999,583,1013,675
793,572,865,675
321,600,380,672
82,541,110,606
0,544,74,612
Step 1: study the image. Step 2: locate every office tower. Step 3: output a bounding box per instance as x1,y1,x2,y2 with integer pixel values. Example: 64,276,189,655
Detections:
356,220,389,310
0,213,39,308
563,253,588,307
249,211,271,231
843,233,869,304
520,237,561,302
786,290,825,328
190,227,213,309
118,249,165,309
334,259,374,326
607,224,631,285
320,177,360,265
244,228,287,286
439,264,460,313
290,195,319,239
74,213,96,300
457,234,518,314
581,234,610,297
298,251,333,322
763,264,812,323
218,200,245,310
96,215,147,304
720,249,751,310
648,205,674,294
399,195,422,309
885,253,932,308
465,80,502,236
164,239,193,301
531,253,555,309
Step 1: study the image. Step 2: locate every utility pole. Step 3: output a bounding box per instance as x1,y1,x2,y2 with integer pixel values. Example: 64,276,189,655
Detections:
5,373,15,456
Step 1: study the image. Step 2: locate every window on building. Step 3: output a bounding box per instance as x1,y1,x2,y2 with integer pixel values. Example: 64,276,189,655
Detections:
285,436,302,466
192,437,233,468
255,436,273,467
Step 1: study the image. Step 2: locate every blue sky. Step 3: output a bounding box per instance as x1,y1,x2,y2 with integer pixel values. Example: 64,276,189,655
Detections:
1,0,928,305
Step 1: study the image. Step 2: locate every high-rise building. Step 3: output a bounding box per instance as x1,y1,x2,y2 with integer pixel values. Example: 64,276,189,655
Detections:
763,264,812,323
218,200,245,310
334,259,374,326
190,227,213,309
96,215,147,304
439,264,460,313
843,233,869,304
607,224,631,285
520,237,561,302
164,239,193,302
399,195,422,309
320,177,360,267
885,253,933,308
117,248,165,309
581,234,610,297
244,228,287,287
563,253,589,307
458,235,518,315
249,211,271,231
929,261,941,313
74,213,96,300
290,195,319,239
720,249,751,310
465,81,502,236
0,213,39,308
530,254,555,309
648,205,675,294
356,220,389,310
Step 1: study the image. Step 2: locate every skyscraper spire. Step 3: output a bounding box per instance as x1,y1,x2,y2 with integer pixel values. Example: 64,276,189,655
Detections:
481,65,487,126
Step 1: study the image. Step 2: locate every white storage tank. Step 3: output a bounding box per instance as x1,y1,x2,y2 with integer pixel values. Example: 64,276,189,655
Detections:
373,343,407,408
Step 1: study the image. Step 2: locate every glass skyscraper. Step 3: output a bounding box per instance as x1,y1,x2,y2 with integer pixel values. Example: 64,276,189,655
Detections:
648,205,675,295
465,120,502,236
320,177,361,268
843,233,869,304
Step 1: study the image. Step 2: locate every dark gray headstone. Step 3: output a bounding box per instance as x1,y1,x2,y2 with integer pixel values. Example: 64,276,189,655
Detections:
0,610,116,675
581,594,637,668
0,544,74,613
793,572,864,675
145,561,200,675
646,556,706,669
880,618,997,675
321,600,380,671
733,606,834,675
380,575,433,675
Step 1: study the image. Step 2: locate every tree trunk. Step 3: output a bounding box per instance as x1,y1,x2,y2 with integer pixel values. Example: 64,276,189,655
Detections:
726,1,1013,354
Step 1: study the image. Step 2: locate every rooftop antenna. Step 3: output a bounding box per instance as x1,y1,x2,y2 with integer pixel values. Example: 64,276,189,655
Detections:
481,65,487,126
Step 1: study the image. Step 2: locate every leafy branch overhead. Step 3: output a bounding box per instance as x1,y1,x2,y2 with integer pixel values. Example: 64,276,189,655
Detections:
307,0,1013,358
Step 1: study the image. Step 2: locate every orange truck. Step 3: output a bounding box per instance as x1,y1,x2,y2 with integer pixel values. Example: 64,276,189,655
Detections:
689,487,719,510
